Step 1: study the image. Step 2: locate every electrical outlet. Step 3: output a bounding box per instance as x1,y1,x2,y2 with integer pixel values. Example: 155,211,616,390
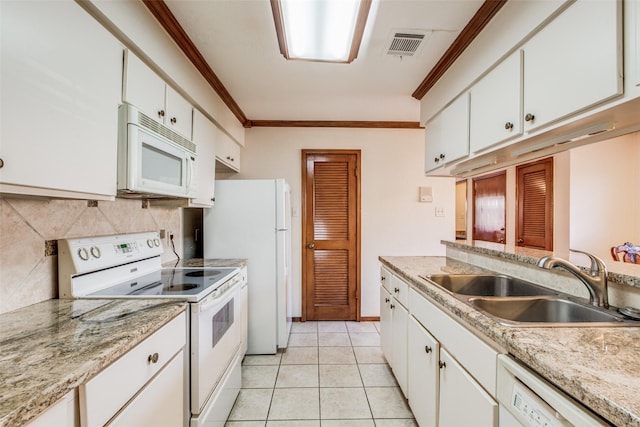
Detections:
167,231,174,246
435,207,445,217
159,229,166,239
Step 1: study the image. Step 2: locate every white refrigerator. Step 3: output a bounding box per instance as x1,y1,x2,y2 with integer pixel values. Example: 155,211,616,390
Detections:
203,179,292,354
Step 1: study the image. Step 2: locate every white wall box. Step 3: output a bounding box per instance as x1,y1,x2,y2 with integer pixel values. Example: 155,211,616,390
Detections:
521,0,622,133
0,0,122,200
425,93,470,173
26,390,78,427
469,51,523,154
215,128,242,172
80,312,186,427
123,50,193,140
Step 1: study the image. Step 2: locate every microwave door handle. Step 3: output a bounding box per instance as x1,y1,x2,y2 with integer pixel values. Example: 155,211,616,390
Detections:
187,156,194,191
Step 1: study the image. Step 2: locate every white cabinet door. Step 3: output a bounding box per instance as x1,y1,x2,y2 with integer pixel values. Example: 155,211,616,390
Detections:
390,302,408,397
439,349,498,427
0,0,122,199
523,0,622,132
107,352,184,427
191,110,217,207
123,50,166,125
123,50,193,139
408,317,439,427
166,85,193,139
379,286,393,364
215,129,241,172
470,51,523,153
425,93,470,173
27,390,77,427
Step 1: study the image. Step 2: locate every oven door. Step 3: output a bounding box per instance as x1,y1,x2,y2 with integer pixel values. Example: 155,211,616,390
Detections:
190,277,242,414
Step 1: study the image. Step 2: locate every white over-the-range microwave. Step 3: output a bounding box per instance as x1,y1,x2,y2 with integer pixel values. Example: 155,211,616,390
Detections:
117,103,197,199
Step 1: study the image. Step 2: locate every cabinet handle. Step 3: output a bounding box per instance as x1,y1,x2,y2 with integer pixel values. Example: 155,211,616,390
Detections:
148,352,159,364
425,345,432,354
504,122,514,130
390,304,395,309
525,113,535,122
394,288,400,293
170,117,177,125
0,158,4,168
158,110,165,118
385,298,390,303
439,360,446,369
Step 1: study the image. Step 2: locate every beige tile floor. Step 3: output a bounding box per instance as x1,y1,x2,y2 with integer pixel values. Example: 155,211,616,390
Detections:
226,321,418,427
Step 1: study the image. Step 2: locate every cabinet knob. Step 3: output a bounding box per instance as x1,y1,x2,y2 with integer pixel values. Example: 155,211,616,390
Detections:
439,360,446,369
158,110,165,118
381,276,386,281
148,352,159,364
425,345,432,354
170,117,177,125
525,113,535,122
385,298,390,303
390,304,395,309
504,122,514,130
394,287,400,293
0,158,4,168
439,153,445,160
434,157,440,163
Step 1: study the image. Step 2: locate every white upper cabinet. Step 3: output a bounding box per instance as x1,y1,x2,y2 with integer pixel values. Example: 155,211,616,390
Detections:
425,93,470,173
215,129,241,172
0,0,122,199
522,0,622,132
123,50,193,140
191,110,217,207
470,51,523,154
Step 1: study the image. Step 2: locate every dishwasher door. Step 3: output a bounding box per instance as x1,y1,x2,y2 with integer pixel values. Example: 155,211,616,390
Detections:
497,355,610,427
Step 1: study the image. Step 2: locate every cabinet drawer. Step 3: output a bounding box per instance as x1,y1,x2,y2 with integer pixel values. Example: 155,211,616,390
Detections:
80,312,186,427
380,267,393,292
409,289,499,395
390,274,409,308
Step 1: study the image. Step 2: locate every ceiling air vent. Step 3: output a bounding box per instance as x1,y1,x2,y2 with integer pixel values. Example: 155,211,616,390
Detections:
386,32,426,57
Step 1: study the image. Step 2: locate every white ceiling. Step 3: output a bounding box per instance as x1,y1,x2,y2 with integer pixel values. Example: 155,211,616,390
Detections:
165,0,484,122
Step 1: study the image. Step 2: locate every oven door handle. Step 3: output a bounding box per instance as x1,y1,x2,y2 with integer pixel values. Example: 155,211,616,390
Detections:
199,278,241,312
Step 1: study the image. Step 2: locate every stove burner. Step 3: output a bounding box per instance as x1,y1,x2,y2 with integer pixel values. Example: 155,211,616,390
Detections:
165,284,199,292
185,270,223,277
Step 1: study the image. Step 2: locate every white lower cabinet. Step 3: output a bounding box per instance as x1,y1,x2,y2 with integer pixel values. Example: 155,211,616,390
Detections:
439,348,498,427
408,317,439,427
80,312,186,427
26,390,78,427
383,268,501,427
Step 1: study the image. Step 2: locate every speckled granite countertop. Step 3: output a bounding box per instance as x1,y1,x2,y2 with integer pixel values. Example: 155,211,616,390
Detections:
166,258,247,269
380,256,640,427
444,240,640,288
0,299,186,427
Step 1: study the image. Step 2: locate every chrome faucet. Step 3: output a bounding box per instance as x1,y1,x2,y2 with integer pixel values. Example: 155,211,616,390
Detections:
536,250,609,308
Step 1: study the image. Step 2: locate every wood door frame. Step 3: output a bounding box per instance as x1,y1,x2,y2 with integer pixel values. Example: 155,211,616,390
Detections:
301,149,361,321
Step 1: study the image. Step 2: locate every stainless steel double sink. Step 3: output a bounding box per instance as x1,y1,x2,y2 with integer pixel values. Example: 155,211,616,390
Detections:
421,274,640,327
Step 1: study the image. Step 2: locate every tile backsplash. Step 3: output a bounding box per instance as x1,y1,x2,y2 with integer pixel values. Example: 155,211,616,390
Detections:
0,197,182,314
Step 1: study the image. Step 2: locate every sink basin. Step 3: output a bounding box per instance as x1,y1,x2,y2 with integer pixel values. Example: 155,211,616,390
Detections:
468,297,638,327
425,274,558,297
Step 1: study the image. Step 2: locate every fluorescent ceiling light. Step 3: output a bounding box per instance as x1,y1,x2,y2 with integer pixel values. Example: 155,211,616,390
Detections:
271,0,372,63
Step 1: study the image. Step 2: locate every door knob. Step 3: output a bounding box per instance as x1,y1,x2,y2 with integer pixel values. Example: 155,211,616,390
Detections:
307,243,315,249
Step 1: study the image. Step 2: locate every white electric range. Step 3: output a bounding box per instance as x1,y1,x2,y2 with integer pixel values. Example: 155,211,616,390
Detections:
58,231,245,427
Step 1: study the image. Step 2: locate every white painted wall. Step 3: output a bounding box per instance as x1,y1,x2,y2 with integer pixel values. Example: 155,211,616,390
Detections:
235,127,455,317
570,132,640,261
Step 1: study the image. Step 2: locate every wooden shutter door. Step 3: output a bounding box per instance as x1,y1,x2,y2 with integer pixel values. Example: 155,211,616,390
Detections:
302,150,360,321
516,157,553,250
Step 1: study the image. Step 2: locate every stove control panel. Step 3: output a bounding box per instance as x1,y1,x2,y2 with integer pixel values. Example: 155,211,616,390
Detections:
58,232,164,275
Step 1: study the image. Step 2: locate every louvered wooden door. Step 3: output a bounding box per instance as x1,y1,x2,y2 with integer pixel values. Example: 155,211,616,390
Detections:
302,150,360,321
516,157,553,250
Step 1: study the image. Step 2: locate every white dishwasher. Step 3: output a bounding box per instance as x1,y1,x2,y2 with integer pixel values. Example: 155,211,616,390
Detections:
497,354,610,427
